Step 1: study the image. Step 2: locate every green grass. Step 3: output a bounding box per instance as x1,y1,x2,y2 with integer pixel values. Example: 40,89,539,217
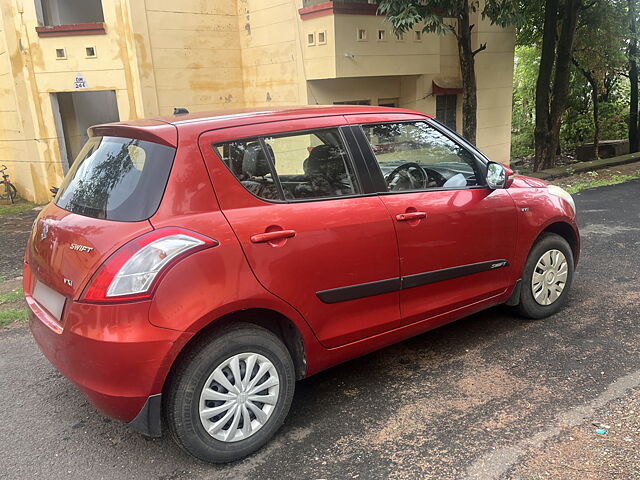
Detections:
0,288,23,304
565,170,640,194
0,308,29,327
0,201,37,217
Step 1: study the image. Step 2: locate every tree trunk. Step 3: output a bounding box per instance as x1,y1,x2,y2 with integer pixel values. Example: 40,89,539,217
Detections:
534,0,559,171
630,0,639,153
457,0,478,145
545,0,582,170
572,58,600,159
592,81,600,159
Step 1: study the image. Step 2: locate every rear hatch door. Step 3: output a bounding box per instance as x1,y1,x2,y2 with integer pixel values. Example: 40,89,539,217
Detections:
27,133,176,302
28,205,152,300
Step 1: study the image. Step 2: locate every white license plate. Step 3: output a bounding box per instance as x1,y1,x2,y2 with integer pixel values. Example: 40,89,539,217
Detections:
33,281,66,321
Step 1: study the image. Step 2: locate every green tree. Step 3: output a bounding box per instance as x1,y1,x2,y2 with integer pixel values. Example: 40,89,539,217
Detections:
571,0,628,159
511,46,540,157
533,0,583,171
516,0,631,164
377,0,519,144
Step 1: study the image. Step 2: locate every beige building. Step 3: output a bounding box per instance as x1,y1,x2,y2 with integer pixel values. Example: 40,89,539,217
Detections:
0,0,515,203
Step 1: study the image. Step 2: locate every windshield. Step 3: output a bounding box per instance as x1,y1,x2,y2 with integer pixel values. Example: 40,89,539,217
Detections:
55,136,175,221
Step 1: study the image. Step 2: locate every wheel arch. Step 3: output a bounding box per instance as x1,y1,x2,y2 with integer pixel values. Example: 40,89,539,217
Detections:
540,221,580,265
162,308,307,397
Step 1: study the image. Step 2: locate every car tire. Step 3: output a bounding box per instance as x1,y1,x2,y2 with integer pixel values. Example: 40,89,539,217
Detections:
165,323,295,463
516,233,574,319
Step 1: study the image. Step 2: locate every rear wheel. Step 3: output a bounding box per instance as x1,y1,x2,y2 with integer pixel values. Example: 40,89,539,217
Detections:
516,233,574,319
1,183,17,203
165,323,295,463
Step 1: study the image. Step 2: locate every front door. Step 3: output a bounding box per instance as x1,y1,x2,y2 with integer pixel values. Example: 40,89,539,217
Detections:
354,118,518,325
199,118,401,348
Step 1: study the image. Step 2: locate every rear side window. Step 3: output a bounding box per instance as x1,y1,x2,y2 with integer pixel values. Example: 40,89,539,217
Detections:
213,128,360,201
55,136,175,221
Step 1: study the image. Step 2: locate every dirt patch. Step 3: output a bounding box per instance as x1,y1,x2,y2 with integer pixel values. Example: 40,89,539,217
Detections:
0,278,21,295
553,161,640,191
457,365,527,405
328,347,554,480
0,207,39,279
511,389,640,480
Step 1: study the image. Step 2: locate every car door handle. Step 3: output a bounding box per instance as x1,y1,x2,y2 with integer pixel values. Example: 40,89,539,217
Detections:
250,230,296,244
395,212,427,222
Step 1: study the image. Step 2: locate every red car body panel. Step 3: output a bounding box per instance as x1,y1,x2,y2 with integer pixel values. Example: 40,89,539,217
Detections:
25,262,190,421
198,118,402,348
506,176,580,268
24,106,580,430
378,188,519,325
27,202,153,302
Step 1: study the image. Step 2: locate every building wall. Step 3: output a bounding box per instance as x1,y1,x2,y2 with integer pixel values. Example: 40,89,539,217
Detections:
237,0,308,107
0,1,62,204
0,0,515,203
473,12,515,163
0,0,143,203
143,0,245,114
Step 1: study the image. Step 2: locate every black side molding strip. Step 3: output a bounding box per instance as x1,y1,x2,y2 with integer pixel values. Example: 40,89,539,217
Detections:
316,278,401,304
316,260,509,304
402,260,509,290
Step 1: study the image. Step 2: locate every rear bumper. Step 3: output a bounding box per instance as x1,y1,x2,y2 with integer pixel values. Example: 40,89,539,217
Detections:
27,287,189,424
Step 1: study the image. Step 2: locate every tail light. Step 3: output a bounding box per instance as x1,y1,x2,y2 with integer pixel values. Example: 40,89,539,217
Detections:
82,227,217,303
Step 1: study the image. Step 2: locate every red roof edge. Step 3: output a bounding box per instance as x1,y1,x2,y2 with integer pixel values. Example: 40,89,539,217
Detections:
432,81,463,96
299,2,380,20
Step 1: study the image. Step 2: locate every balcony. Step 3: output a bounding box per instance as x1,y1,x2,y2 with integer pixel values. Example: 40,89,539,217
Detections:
299,2,441,80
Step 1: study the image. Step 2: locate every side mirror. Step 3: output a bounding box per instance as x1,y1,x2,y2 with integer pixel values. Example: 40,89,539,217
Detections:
486,162,514,189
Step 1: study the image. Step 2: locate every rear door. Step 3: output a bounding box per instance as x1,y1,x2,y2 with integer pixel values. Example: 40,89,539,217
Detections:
199,117,401,348
348,115,518,325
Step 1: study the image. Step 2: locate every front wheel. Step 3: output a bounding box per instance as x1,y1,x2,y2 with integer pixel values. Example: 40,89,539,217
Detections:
165,323,295,463
516,233,575,319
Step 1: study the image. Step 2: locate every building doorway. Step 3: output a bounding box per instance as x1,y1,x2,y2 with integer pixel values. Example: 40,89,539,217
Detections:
51,90,119,171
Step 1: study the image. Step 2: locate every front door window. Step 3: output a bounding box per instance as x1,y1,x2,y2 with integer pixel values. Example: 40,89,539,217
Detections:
362,121,483,191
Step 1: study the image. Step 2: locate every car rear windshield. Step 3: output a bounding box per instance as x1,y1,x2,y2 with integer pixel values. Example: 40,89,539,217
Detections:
55,136,175,221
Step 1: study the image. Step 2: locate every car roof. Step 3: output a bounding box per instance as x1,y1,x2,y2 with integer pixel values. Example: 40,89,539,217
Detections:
156,105,427,127
90,105,431,148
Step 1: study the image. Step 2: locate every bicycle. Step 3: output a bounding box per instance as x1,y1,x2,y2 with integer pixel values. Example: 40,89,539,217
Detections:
0,165,17,204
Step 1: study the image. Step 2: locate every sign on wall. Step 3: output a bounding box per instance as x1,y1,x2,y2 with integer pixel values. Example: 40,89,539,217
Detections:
74,73,89,89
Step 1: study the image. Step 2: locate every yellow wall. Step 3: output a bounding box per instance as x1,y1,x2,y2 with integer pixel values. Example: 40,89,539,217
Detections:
238,0,307,107
473,15,515,163
144,0,245,114
0,0,515,203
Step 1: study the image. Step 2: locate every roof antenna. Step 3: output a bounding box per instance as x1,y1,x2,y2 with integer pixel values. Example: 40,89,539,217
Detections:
173,107,189,115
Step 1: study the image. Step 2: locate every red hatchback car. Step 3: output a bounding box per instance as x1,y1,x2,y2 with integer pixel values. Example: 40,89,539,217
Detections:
25,106,579,463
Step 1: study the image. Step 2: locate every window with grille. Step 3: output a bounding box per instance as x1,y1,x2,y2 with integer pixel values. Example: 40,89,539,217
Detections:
436,94,457,131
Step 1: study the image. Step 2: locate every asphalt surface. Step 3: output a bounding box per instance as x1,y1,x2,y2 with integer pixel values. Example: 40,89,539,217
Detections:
1,180,639,480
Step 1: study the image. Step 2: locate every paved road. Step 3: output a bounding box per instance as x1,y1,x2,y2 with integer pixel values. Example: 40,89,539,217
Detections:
1,181,639,480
